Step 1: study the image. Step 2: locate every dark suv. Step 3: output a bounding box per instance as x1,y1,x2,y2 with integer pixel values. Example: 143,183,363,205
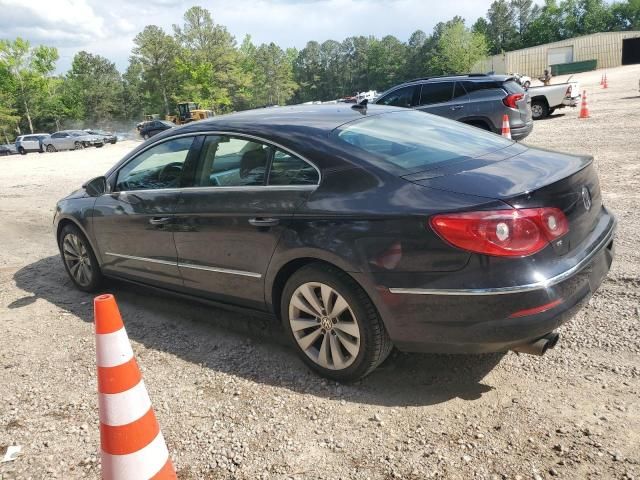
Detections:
373,74,533,140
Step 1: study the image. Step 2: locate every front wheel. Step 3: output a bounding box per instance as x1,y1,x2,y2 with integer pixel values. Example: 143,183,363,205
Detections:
281,264,392,382
524,81,531,89
46,144,56,153
59,224,102,292
74,141,84,150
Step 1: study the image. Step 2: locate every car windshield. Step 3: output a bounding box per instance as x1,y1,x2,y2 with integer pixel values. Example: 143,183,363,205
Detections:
335,110,513,173
70,131,86,137
159,120,175,127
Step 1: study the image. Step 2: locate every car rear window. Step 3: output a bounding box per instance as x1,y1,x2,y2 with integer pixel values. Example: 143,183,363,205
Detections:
503,80,525,94
334,110,512,173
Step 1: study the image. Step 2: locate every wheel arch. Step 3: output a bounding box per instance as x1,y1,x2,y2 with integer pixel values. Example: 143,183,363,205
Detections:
267,255,363,321
56,216,102,265
460,116,496,132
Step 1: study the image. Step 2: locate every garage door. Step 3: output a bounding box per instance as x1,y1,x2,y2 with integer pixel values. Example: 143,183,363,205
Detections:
549,46,574,65
622,37,640,65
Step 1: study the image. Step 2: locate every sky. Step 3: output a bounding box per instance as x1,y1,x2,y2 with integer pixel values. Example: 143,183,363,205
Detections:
1,0,510,73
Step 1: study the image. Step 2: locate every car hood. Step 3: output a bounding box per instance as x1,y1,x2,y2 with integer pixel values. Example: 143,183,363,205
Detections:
402,143,592,200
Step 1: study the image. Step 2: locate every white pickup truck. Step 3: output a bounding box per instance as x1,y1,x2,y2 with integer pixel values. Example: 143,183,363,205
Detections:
527,79,581,120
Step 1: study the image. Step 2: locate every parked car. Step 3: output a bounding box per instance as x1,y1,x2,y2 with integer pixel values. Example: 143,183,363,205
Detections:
54,105,615,381
373,74,533,140
15,133,50,154
512,73,532,89
85,129,117,144
0,143,18,156
527,80,581,119
138,120,175,139
42,130,104,152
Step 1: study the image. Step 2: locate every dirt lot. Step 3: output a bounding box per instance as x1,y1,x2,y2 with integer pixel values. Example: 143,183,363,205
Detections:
1,65,639,480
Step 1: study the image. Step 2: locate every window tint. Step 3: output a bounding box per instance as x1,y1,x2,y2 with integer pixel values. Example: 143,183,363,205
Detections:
194,136,270,187
335,110,513,173
452,82,467,100
51,133,65,138
116,137,194,191
419,82,454,105
376,85,417,108
503,80,525,94
268,149,319,186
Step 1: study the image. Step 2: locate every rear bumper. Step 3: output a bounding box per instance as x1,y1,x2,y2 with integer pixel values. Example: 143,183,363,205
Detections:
357,213,616,354
510,121,533,140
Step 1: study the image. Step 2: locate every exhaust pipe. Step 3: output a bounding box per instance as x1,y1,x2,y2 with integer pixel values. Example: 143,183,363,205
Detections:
512,332,560,356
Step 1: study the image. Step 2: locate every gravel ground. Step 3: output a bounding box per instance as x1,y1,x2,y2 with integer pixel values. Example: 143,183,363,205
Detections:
1,65,639,480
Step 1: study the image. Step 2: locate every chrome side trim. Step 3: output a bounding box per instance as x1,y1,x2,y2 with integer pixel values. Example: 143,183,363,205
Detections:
104,252,262,278
178,262,262,278
389,222,616,296
105,252,177,266
113,184,316,195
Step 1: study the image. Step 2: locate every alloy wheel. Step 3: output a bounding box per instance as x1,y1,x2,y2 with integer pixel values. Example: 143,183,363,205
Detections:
74,142,84,150
46,145,56,152
289,282,361,370
62,233,93,287
532,104,543,118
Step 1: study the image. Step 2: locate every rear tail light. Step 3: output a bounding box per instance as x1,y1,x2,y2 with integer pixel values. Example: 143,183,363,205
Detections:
503,93,524,109
509,299,563,318
430,208,569,257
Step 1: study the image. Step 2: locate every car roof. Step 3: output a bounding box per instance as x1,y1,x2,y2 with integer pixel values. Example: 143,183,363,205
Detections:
178,104,405,138
393,74,514,88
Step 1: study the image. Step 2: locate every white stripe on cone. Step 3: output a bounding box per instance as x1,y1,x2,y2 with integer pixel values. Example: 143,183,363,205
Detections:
99,380,152,426
101,431,169,480
96,328,134,367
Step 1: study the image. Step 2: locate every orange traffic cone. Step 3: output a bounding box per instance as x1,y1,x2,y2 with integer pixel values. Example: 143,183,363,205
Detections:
600,74,604,86
579,90,590,119
94,294,177,480
501,114,512,139
603,73,608,89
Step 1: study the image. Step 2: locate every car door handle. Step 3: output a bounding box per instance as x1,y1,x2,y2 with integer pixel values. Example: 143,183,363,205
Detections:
149,217,172,226
450,105,464,111
248,217,280,227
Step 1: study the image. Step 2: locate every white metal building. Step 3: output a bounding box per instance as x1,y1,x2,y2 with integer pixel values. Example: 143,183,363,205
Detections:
473,31,640,76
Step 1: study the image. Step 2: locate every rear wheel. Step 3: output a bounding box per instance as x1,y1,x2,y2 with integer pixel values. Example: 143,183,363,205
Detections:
524,81,531,89
18,147,26,155
281,264,392,382
531,100,549,120
46,144,56,153
59,224,102,292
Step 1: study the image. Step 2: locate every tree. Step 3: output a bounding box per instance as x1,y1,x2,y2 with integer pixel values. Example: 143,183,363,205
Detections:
0,38,58,133
611,0,640,30
65,51,124,126
487,0,518,53
173,6,244,112
251,43,297,106
131,25,180,116
523,0,564,45
511,0,534,46
429,21,489,74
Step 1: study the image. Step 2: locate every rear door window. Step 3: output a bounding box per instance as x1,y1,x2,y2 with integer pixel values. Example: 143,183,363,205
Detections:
376,85,418,108
418,82,454,105
268,149,319,186
194,135,270,187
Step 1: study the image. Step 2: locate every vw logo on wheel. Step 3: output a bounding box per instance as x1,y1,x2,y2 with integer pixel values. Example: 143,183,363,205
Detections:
582,186,592,211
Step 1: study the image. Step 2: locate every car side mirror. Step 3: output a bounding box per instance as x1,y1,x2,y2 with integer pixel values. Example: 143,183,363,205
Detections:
83,176,107,197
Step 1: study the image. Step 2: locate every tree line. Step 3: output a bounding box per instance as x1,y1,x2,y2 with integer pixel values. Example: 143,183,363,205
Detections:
1,1,638,140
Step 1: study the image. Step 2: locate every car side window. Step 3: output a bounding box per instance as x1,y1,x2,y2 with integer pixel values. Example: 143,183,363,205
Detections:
418,82,454,106
452,82,467,100
116,137,194,191
194,135,270,187
51,133,62,138
377,85,417,108
268,149,319,186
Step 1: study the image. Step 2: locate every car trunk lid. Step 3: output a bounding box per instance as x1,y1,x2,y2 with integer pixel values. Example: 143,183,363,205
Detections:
404,145,602,255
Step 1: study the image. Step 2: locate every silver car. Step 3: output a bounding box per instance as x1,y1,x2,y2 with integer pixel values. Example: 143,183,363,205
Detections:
42,130,104,152
15,134,50,154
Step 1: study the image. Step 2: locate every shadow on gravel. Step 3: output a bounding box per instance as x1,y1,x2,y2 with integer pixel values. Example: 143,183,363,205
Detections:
13,256,503,407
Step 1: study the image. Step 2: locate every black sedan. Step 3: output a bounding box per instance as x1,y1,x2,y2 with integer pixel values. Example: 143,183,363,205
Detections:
54,105,615,381
138,120,175,140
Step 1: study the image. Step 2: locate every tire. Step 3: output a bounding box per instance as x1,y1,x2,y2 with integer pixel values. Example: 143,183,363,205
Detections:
531,99,549,120
58,224,103,292
281,263,392,382
18,147,26,155
142,133,149,140
46,144,56,153
95,143,104,148
548,108,556,115
74,141,84,150
524,81,531,89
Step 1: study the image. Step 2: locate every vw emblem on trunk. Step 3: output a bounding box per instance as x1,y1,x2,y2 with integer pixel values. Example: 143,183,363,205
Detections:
582,186,592,211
